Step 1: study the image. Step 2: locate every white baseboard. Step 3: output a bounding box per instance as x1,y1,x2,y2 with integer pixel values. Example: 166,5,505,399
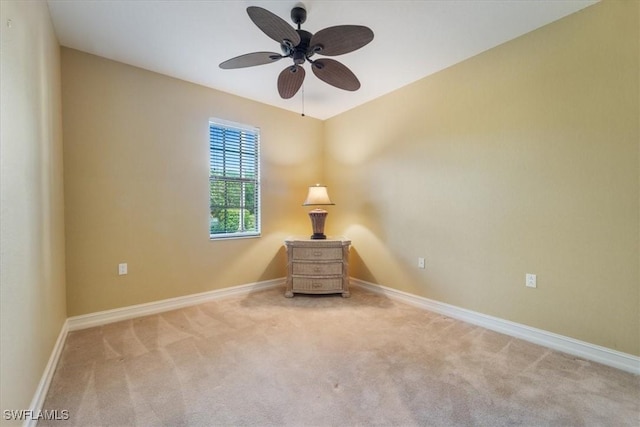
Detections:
352,279,640,375
67,278,285,331
24,320,69,427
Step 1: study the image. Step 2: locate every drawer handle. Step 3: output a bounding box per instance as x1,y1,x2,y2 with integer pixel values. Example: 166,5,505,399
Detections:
312,282,323,289
313,267,321,273
312,251,322,257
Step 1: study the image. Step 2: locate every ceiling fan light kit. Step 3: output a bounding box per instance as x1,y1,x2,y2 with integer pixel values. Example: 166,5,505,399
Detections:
219,4,374,100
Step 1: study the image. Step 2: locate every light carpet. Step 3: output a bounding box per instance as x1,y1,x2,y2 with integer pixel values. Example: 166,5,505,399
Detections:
40,286,639,426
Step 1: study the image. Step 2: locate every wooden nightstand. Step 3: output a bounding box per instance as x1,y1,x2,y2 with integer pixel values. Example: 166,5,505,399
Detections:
284,237,351,298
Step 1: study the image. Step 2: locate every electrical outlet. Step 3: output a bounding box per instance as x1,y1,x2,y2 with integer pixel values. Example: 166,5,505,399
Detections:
525,273,536,288
118,263,128,276
418,257,425,269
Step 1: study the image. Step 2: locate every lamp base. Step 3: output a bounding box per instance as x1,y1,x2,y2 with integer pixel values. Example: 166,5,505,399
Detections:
308,208,328,240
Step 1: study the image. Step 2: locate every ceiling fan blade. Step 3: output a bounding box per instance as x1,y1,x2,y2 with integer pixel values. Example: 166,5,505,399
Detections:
310,25,374,56
311,59,360,91
219,52,283,69
278,65,306,99
247,6,301,47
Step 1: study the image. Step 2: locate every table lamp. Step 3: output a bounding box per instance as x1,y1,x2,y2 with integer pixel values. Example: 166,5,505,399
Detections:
303,184,334,239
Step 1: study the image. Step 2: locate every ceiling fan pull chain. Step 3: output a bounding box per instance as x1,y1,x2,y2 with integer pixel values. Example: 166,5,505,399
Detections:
301,84,305,117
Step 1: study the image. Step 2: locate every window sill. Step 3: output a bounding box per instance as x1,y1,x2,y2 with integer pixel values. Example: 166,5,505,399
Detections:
209,233,261,241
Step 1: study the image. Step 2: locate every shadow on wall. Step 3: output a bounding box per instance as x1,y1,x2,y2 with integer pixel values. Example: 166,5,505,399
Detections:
342,223,426,297
258,244,287,283
349,247,375,283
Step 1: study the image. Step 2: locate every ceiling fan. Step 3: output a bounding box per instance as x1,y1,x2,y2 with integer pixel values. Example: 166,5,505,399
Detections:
219,4,374,99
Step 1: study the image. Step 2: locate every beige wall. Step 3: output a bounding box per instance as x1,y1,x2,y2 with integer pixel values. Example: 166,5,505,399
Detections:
325,0,639,356
61,49,322,316
0,0,67,421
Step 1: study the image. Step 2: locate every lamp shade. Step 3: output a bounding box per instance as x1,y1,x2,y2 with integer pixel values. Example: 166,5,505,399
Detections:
302,185,334,206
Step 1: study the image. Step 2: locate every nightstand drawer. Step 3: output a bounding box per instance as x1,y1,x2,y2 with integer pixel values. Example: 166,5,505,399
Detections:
292,277,343,292
292,262,342,276
292,247,342,261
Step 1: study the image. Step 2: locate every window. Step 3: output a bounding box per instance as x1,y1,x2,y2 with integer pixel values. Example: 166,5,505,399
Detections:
209,119,260,239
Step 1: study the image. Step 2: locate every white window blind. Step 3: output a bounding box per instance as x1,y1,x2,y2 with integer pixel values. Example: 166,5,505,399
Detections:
209,119,260,239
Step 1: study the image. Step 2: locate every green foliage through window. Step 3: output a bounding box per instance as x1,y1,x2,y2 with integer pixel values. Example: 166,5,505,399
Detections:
209,120,260,238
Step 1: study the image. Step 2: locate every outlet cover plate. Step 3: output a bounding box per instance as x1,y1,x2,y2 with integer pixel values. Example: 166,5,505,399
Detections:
526,273,536,288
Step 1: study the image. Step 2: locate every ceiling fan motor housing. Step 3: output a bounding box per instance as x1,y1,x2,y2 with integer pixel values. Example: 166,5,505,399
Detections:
292,30,312,64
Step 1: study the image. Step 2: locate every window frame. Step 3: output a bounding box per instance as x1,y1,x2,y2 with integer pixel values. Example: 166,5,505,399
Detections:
209,118,261,240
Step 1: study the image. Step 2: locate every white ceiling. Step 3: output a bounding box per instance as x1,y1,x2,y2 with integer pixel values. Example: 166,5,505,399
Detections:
47,0,598,120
